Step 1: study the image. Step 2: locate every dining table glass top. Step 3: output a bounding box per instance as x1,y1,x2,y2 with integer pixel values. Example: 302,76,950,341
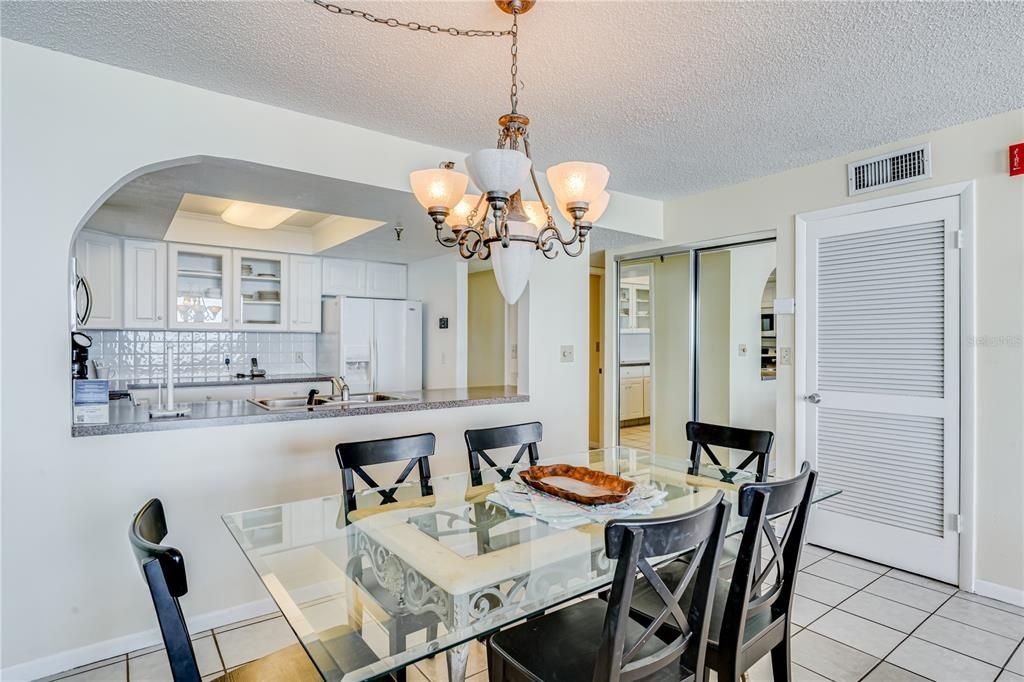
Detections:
222,447,840,682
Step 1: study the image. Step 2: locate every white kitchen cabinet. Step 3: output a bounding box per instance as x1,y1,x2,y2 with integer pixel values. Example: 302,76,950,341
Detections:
123,239,167,329
642,375,652,418
289,255,322,332
75,230,123,329
234,250,289,332
366,262,407,299
322,258,366,296
168,243,233,330
621,378,644,420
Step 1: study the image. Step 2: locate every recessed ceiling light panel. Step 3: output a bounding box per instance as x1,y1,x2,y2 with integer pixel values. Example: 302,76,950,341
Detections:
221,201,300,230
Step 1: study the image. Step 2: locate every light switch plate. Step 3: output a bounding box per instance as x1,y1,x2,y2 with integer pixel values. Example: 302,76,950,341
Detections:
779,347,792,366
560,345,574,363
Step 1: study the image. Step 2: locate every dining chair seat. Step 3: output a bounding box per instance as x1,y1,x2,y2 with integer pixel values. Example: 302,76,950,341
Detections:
488,599,697,682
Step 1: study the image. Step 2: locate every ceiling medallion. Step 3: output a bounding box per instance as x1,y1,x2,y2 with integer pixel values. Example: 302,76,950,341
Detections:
314,0,610,303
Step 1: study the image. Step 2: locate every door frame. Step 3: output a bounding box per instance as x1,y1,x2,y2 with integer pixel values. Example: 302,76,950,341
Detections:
795,180,977,591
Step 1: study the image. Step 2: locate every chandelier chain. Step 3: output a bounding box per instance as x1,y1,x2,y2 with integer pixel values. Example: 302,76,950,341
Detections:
311,0,513,38
509,12,519,113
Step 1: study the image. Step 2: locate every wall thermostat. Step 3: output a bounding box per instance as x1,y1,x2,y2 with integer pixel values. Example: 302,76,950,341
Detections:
439,317,449,329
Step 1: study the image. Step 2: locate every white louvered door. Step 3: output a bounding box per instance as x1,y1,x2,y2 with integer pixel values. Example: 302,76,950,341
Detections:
801,196,960,583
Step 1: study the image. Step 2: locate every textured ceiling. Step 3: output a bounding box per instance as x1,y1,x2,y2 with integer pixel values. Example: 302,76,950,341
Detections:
5,1,1021,199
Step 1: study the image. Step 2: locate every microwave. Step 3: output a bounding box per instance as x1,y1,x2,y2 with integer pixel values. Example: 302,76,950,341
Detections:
761,313,774,333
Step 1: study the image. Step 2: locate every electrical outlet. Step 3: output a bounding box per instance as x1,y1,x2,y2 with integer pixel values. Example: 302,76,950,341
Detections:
295,352,304,363
560,345,574,363
779,347,792,366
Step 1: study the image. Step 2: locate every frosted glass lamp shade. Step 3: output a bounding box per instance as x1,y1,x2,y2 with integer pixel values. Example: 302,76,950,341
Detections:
450,194,481,226
221,201,300,230
522,200,548,229
546,161,610,208
409,168,469,211
490,219,538,304
465,149,532,196
559,190,610,224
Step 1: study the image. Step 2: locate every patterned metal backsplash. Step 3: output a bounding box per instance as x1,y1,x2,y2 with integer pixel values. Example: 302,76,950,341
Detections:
85,330,317,383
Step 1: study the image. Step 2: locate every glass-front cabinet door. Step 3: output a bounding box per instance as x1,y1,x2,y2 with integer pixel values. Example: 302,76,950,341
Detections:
233,250,289,331
168,243,233,330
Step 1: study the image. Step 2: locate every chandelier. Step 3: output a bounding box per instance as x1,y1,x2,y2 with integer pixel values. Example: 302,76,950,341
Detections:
312,0,610,303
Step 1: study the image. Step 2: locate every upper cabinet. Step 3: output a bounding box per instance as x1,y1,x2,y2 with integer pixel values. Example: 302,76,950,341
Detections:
323,258,407,299
123,239,167,329
289,255,322,332
75,230,123,329
168,243,233,330
322,258,366,296
233,250,289,332
366,262,407,299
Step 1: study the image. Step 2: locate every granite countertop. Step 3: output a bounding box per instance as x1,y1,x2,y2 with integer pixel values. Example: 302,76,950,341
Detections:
110,373,335,390
72,386,529,437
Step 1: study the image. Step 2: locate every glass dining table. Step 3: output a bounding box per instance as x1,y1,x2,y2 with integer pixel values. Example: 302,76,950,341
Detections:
223,446,841,682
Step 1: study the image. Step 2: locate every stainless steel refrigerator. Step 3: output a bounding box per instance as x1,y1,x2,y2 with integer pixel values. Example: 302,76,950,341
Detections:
317,297,423,394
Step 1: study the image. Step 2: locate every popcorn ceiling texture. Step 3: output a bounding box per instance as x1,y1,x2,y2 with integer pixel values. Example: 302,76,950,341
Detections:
2,2,1022,199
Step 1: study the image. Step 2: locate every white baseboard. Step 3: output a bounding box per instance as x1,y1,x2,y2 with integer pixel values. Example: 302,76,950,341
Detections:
973,579,1024,608
1,598,276,682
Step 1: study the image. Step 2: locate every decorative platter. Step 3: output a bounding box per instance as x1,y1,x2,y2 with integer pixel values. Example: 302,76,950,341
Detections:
518,464,636,505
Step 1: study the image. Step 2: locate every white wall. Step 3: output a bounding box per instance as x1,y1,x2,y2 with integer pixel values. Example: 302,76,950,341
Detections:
0,40,660,676
728,243,776,438
407,254,468,389
609,109,1024,599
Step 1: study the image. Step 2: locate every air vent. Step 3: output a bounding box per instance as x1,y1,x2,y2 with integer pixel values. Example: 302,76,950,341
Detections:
848,143,931,196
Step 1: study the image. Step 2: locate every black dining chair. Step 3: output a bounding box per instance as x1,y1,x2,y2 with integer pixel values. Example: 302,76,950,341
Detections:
687,421,775,483
626,463,818,682
335,433,441,682
487,491,731,682
464,421,542,487
129,498,378,682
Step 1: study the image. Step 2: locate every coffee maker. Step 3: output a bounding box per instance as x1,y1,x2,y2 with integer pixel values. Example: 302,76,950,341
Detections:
71,331,92,379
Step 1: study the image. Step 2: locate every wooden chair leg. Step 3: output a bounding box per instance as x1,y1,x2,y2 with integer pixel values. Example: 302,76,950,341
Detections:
770,633,792,682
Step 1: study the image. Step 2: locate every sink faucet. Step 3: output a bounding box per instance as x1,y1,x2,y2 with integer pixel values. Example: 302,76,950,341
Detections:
306,388,320,406
332,376,350,401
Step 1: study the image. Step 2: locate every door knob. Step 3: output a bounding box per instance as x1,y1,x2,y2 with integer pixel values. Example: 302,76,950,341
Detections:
806,393,822,404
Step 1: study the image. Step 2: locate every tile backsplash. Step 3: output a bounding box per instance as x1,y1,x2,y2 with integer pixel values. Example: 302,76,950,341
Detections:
88,330,317,384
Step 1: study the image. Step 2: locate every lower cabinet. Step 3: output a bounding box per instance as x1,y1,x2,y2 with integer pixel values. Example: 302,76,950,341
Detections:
621,378,644,420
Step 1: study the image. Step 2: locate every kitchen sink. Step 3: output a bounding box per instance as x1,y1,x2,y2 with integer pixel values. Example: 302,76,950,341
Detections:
248,393,417,411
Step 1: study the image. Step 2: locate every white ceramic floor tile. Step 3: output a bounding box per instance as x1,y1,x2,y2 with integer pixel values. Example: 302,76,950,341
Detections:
737,654,830,682
803,545,834,562
958,592,1024,618
127,636,223,681
808,609,905,658
53,660,128,682
838,591,930,634
937,596,1024,640
829,552,890,575
803,558,881,589
861,661,931,682
214,616,299,669
796,572,858,606
1006,643,1024,675
34,656,127,682
998,671,1024,682
886,568,958,595
212,610,281,634
914,614,1019,666
864,575,951,612
791,629,879,682
792,594,832,627
887,637,1000,682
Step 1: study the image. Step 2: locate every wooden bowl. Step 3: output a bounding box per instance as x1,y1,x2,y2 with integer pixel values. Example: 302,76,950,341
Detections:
518,464,636,506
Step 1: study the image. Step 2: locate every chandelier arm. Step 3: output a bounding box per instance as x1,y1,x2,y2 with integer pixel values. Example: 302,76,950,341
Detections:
311,0,513,38
520,136,556,225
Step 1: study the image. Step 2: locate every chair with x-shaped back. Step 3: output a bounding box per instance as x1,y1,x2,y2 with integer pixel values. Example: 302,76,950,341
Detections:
626,462,818,682
687,421,775,483
487,491,731,682
335,433,440,682
464,422,542,487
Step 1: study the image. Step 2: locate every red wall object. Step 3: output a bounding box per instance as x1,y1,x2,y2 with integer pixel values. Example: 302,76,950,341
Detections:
1011,143,1024,177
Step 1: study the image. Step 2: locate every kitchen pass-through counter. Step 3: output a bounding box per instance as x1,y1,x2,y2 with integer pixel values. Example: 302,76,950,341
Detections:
72,386,528,437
